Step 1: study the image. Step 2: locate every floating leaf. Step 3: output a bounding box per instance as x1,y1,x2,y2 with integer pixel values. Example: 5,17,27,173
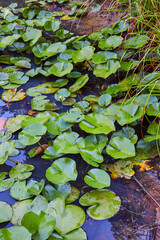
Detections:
46,198,85,235
111,127,138,144
84,169,111,189
55,88,71,102
79,112,115,135
99,36,123,50
72,46,95,63
79,189,121,220
69,74,89,92
62,108,84,123
11,199,33,225
0,177,14,192
106,136,135,159
44,20,60,31
54,131,85,154
2,89,26,102
107,160,135,179
22,211,56,240
48,61,73,77
48,228,87,240
52,78,69,88
124,35,149,49
46,115,72,135
46,158,77,185
0,226,32,240
80,148,103,167
93,60,120,78
112,20,129,34
0,201,12,224
0,34,20,48
66,186,80,204
98,94,112,106
9,164,34,181
22,27,42,46
92,51,117,64
0,141,15,164
10,179,44,200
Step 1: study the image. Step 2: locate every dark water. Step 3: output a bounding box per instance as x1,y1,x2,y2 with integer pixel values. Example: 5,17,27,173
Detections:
0,1,159,239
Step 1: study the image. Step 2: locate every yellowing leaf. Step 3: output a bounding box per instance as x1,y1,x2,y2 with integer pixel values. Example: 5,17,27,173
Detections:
134,161,153,171
2,89,26,102
62,15,71,20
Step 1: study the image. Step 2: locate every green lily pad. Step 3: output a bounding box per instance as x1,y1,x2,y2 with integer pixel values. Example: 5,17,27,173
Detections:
65,186,80,204
0,34,20,48
10,179,45,200
0,178,14,192
9,164,34,181
72,46,95,63
69,74,89,92
79,189,121,220
0,141,15,164
54,132,85,154
48,61,73,77
32,43,50,58
85,134,108,152
43,42,66,58
80,147,103,167
55,88,70,102
98,36,123,50
79,112,115,135
22,27,42,46
46,115,72,135
0,201,12,223
92,51,117,64
93,60,120,79
111,127,138,144
46,198,85,235
22,211,56,240
123,35,149,49
8,226,32,240
5,115,27,133
62,108,84,123
46,158,77,185
98,94,112,106
106,136,135,159
44,19,60,31
11,199,32,225
84,169,111,189
22,123,47,136
48,228,87,240
21,112,51,127
0,130,12,143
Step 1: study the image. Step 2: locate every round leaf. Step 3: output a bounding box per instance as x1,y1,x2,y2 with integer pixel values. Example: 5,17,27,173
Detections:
9,164,34,181
46,158,77,185
0,201,12,223
84,169,111,189
79,189,121,220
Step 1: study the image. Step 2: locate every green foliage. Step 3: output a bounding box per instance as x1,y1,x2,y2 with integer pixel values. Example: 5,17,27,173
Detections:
0,1,159,239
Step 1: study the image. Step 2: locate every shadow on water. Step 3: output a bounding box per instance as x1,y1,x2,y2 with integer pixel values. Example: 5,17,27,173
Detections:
0,1,160,239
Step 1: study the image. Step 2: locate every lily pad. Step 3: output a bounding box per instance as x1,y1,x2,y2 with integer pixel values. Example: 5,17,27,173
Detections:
7,226,32,240
69,74,89,92
0,201,12,223
0,141,15,164
0,178,14,192
98,36,123,50
21,211,56,240
79,189,121,220
0,34,20,48
93,60,120,79
46,158,77,185
10,179,44,200
9,164,34,181
123,35,149,49
46,198,85,235
72,46,95,63
2,89,26,102
54,132,85,154
92,51,117,64
84,169,111,189
11,199,32,225
48,228,87,240
5,115,27,133
48,61,73,77
106,136,135,159
79,112,115,135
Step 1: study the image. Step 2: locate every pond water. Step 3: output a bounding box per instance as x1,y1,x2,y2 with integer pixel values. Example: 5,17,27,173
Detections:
0,1,160,239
